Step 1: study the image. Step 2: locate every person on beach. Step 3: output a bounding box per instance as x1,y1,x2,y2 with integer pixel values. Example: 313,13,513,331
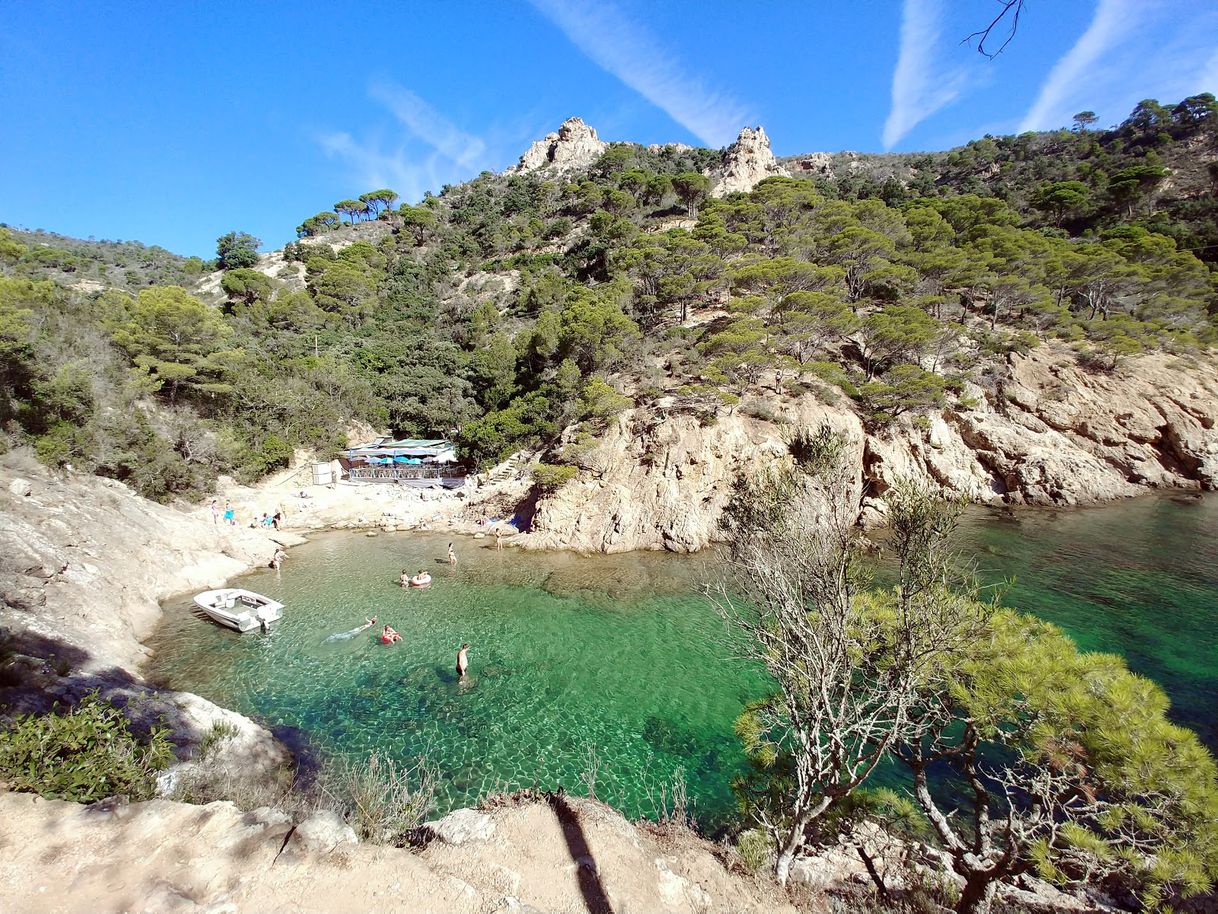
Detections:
447,543,457,566
272,510,282,530
381,625,402,645
456,642,470,678
210,499,219,525
223,501,235,526
495,529,502,551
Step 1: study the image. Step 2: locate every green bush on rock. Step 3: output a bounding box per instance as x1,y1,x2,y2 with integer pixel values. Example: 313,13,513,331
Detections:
0,693,174,802
531,462,578,493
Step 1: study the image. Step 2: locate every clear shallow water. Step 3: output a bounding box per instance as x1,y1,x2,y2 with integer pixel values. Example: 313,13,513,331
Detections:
146,534,767,828
145,495,1218,826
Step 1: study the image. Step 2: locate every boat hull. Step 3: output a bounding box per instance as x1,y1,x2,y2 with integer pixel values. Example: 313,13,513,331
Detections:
193,588,284,633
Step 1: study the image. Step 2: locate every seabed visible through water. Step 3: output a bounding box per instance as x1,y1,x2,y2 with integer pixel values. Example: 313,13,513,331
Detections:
146,494,1218,827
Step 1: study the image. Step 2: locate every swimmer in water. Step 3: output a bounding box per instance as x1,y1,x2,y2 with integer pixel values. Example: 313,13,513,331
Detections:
381,625,402,645
447,543,457,566
456,642,470,678
324,616,377,642
399,569,409,587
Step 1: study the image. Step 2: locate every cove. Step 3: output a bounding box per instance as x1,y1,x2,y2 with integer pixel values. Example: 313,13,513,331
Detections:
146,535,766,829
145,494,1218,827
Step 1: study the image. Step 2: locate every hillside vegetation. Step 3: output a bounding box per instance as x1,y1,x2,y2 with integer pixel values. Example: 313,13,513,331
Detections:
0,95,1215,501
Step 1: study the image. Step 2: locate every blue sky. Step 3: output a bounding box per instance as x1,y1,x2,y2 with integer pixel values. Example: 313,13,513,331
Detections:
2,0,1216,257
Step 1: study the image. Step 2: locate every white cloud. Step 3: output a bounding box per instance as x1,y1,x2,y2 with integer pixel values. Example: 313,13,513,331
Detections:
527,0,752,147
369,82,488,171
1018,0,1218,132
882,0,973,149
1198,47,1218,94
1018,0,1140,132
319,84,492,203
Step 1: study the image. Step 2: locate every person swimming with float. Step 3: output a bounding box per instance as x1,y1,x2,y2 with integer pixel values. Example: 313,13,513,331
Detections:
324,616,377,642
381,624,402,645
408,569,432,588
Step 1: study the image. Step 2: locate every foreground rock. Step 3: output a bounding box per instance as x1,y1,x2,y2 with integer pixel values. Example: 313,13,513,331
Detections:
0,790,795,914
526,345,1218,551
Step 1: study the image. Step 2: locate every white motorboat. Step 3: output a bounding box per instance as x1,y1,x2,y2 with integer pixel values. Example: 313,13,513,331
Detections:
193,588,284,633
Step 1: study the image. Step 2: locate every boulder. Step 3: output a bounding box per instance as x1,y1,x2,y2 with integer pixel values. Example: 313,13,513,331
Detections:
8,477,32,497
280,810,357,861
425,807,496,845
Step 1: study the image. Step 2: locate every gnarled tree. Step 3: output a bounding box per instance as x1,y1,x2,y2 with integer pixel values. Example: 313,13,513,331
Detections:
714,426,987,883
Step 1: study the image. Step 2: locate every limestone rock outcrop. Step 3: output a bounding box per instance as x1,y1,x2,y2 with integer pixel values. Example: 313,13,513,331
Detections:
425,807,496,845
526,398,864,554
710,126,789,197
510,117,608,174
524,345,1218,552
0,455,284,672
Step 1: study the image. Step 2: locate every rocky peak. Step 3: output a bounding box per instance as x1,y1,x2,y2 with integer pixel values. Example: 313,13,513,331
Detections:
710,125,790,197
510,116,608,174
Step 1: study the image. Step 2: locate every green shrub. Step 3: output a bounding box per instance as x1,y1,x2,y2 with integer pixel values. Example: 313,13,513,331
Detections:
531,462,578,493
0,693,174,802
196,719,239,757
736,828,773,874
320,752,435,845
34,421,93,467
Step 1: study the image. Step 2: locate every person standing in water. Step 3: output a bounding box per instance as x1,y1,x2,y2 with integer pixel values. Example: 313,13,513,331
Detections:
456,643,470,678
494,529,502,551
447,543,457,566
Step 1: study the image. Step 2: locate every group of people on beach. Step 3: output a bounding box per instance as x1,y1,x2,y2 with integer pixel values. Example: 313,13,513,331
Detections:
209,499,281,531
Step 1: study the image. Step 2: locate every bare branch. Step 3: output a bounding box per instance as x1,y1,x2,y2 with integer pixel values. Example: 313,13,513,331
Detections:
963,0,1025,59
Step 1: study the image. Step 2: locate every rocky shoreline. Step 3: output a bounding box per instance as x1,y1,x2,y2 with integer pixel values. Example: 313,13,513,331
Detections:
526,345,1218,553
0,431,1185,911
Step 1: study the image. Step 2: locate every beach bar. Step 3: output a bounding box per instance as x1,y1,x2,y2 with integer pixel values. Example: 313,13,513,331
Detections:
343,438,466,487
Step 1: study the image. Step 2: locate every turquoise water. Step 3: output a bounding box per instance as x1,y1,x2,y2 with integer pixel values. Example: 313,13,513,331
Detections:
955,495,1218,749
144,495,1218,826
146,535,767,828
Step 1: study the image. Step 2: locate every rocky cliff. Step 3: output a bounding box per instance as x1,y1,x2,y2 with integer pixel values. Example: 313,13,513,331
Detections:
525,345,1218,552
510,116,608,174
0,453,295,781
710,126,789,197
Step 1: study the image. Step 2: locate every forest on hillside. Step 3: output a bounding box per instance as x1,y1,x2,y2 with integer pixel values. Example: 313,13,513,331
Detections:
0,94,1215,501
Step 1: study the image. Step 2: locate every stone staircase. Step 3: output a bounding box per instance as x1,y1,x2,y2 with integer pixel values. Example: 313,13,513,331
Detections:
487,454,528,484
